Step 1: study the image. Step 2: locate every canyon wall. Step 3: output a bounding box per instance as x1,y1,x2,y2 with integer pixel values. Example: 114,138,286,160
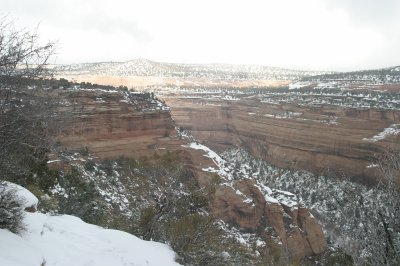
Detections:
164,96,400,184
48,89,176,159
55,60,400,185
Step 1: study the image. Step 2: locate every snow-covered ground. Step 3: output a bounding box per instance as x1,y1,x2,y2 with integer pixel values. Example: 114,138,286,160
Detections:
0,184,179,266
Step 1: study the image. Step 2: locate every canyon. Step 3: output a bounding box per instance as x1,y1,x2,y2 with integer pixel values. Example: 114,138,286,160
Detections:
48,60,400,262
57,60,400,185
42,84,327,261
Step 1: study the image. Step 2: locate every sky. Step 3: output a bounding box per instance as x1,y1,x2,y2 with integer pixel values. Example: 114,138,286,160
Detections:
2,0,400,71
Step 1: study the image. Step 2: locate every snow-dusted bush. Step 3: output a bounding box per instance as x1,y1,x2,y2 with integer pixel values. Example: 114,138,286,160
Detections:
0,181,26,233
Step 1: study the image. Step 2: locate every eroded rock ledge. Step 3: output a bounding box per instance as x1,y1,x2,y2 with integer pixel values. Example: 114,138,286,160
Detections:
212,179,326,259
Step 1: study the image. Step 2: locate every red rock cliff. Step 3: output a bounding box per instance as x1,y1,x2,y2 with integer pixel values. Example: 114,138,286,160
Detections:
165,96,400,184
49,88,175,159
212,179,326,259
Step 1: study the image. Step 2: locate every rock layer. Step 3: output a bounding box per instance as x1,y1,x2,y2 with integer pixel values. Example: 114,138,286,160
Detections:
165,97,400,184
48,89,176,159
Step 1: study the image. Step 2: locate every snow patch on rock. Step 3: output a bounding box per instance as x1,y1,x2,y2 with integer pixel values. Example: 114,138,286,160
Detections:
363,124,400,142
2,182,38,210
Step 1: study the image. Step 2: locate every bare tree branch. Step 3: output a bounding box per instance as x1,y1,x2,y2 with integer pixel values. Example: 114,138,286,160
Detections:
0,16,56,183
0,16,56,86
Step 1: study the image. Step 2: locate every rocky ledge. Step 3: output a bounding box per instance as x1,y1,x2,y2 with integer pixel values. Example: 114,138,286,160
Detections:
213,179,326,259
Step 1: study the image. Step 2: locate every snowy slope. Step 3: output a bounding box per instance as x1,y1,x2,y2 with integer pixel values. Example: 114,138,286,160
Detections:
0,185,180,266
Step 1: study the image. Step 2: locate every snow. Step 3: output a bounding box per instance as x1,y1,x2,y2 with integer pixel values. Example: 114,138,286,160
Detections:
366,163,378,169
186,142,224,171
256,240,266,247
265,195,279,204
270,189,298,208
184,142,300,208
274,189,295,197
2,182,38,210
78,88,118,94
243,198,253,204
363,124,400,142
221,95,240,101
0,213,179,266
0,182,179,266
264,112,302,120
47,159,61,164
235,189,245,196
289,81,312,90
183,142,231,180
253,183,281,204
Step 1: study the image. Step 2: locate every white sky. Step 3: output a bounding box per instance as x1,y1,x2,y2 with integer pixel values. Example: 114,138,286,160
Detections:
2,0,400,71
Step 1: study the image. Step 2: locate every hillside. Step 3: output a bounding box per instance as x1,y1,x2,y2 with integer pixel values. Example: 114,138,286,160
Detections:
302,65,400,84
55,59,328,89
55,59,327,80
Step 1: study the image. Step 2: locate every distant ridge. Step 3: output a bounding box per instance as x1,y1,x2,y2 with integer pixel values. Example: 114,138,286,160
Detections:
55,59,330,80
302,65,400,83
54,59,400,84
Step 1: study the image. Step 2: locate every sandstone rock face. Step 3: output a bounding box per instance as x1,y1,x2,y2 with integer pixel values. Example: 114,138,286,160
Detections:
211,179,327,259
297,208,326,254
48,89,176,159
212,180,265,228
165,97,400,185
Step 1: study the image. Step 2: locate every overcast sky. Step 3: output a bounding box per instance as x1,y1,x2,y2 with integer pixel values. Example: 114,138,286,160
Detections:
2,0,400,71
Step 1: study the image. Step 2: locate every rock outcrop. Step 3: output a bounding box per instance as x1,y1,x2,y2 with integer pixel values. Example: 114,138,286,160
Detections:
212,180,265,228
212,179,326,259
